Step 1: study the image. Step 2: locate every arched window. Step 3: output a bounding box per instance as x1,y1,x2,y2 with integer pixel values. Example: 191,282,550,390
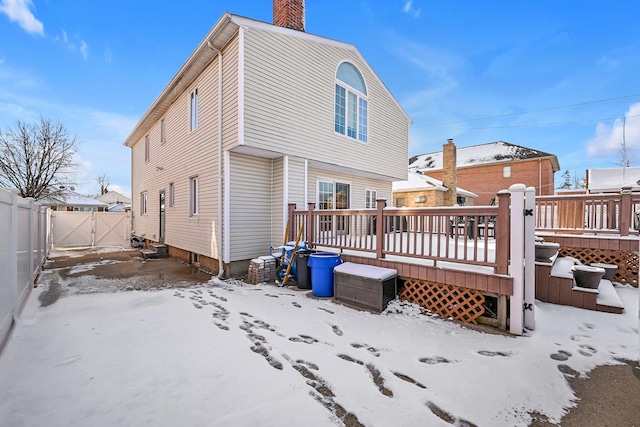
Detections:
334,62,368,142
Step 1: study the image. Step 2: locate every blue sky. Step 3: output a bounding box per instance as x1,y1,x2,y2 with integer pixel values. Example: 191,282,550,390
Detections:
1,0,640,197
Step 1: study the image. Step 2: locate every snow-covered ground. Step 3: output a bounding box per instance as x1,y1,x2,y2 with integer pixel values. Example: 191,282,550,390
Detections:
0,264,637,426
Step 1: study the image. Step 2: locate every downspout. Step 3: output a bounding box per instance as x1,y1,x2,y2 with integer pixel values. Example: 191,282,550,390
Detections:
208,41,225,279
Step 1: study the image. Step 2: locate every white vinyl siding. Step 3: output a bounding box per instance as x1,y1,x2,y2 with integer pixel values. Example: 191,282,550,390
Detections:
229,153,272,261
243,27,409,181
128,39,237,256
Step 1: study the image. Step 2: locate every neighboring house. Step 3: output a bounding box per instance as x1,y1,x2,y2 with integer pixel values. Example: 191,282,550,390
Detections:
123,1,411,276
409,141,560,205
392,171,477,207
585,166,640,193
95,190,132,212
44,190,108,212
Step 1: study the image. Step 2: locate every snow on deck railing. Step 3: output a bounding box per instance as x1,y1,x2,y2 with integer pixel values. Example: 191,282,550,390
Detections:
535,187,640,236
288,191,510,275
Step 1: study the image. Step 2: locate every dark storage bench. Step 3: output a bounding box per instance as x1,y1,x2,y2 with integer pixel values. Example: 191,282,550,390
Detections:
333,262,397,312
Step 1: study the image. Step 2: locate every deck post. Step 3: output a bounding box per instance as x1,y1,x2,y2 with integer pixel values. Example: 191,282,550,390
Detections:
306,203,315,248
509,184,526,336
376,198,385,259
524,186,536,330
288,203,296,241
496,191,510,275
620,186,632,236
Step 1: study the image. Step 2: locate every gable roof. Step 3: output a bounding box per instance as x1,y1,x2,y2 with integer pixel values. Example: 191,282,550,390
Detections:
587,166,640,193
408,141,560,172
95,190,132,205
392,172,478,198
123,13,411,148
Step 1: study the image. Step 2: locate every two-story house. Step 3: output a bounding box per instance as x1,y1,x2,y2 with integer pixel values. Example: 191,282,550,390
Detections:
409,141,560,205
124,1,411,276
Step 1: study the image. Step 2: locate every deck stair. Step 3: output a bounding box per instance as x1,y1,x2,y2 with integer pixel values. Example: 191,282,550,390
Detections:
140,243,169,260
535,255,624,314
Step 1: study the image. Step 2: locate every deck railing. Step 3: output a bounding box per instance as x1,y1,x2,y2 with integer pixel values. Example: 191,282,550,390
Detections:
535,187,640,236
288,191,510,274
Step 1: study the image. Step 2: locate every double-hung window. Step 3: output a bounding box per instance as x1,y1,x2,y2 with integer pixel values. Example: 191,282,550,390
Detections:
365,189,378,209
189,176,198,216
334,62,368,143
190,89,199,131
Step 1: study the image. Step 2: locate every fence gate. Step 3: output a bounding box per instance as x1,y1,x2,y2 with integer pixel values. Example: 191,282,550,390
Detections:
52,211,130,248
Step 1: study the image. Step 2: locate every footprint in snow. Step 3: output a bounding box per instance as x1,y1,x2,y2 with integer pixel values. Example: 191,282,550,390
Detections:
289,334,319,344
477,350,511,357
173,292,185,298
578,344,597,357
579,322,596,332
393,372,426,389
557,364,580,378
570,334,590,342
337,354,364,365
351,343,380,357
366,364,393,397
291,302,302,308
264,294,279,298
193,303,203,309
295,360,319,371
331,325,343,336
318,307,334,314
425,401,478,427
550,350,572,361
213,322,229,331
419,356,453,365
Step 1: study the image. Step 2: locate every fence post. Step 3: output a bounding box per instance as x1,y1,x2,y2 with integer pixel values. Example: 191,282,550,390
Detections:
524,186,536,330
26,198,35,291
508,184,526,336
496,190,510,275
375,198,386,259
288,203,297,241
9,190,19,321
306,203,315,248
620,186,632,236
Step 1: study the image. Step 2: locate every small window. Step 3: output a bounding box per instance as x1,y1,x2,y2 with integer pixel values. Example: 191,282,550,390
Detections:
141,192,148,215
144,135,150,161
189,176,198,216
365,189,378,209
169,182,174,207
503,166,511,178
190,89,199,131
456,196,466,205
160,118,166,144
395,197,406,208
334,62,368,143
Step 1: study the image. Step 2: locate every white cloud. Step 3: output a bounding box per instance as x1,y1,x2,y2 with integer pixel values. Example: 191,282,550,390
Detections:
586,102,640,162
0,0,43,35
55,29,89,60
402,1,421,18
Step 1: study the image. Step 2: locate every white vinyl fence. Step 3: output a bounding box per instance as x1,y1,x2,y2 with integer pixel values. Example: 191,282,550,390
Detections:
51,211,131,248
0,189,50,348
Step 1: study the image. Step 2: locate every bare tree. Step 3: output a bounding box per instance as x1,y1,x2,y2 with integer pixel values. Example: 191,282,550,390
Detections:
0,118,78,200
98,173,110,195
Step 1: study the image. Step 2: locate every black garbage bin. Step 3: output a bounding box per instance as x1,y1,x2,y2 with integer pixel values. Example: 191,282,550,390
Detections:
296,250,313,289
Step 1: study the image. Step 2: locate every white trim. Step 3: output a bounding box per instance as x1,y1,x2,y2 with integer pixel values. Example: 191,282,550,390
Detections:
238,27,245,146
283,155,289,232
223,150,231,263
304,159,308,206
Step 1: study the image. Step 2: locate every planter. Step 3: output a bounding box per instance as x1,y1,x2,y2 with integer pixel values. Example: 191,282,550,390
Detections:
590,263,618,282
535,242,560,262
571,265,606,289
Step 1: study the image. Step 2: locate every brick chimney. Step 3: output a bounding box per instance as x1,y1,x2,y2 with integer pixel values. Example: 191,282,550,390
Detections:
442,139,458,206
273,0,305,31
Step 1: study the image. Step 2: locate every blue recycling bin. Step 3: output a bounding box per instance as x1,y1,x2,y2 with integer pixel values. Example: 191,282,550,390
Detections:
308,252,342,297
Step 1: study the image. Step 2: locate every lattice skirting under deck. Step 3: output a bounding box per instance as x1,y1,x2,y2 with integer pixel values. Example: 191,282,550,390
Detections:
400,278,486,324
559,248,638,287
